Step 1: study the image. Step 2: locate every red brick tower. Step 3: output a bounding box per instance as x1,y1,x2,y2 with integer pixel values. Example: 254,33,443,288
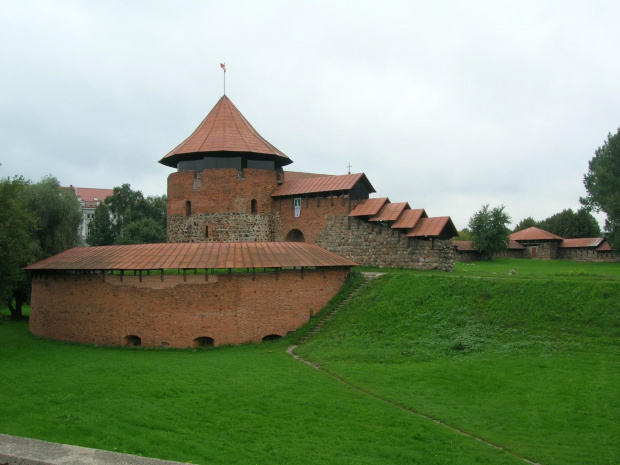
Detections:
160,95,292,242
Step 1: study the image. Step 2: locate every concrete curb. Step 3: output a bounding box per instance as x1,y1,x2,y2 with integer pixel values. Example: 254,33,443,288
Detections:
0,434,190,465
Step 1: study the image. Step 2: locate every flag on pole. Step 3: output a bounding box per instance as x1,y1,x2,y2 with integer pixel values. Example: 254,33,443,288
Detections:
220,63,226,73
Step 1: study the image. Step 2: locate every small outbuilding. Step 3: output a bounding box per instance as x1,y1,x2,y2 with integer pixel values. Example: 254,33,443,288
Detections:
26,242,356,348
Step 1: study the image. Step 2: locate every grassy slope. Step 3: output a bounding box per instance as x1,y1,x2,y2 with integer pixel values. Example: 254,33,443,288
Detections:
1,314,521,464
1,259,618,464
297,266,620,465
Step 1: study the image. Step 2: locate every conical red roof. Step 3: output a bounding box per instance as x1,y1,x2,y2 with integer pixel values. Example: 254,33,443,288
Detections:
159,95,292,167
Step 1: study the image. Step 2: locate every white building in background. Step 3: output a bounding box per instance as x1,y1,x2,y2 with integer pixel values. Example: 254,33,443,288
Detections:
67,186,114,240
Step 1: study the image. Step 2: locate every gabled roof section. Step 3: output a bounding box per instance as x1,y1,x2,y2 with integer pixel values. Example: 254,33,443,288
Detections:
391,209,427,229
407,217,458,238
284,171,330,181
349,198,389,217
271,173,375,198
560,238,605,248
159,95,292,168
510,227,564,242
370,202,409,222
25,242,357,271
596,241,613,252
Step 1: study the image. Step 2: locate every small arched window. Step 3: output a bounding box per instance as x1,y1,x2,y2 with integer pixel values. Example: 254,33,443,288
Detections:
185,200,192,216
205,225,209,238
251,199,258,214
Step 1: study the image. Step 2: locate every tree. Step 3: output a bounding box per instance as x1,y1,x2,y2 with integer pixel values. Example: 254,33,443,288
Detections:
2,175,82,319
468,204,512,259
87,184,167,246
537,208,601,238
0,177,36,318
513,216,537,232
87,203,116,246
581,127,620,248
453,228,473,241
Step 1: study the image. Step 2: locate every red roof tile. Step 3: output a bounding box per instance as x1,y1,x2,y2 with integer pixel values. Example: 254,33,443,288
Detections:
271,173,375,197
508,240,525,249
349,198,389,217
370,202,409,222
407,217,458,238
509,227,564,241
560,238,605,248
596,241,613,251
25,242,358,271
284,171,330,181
160,95,291,168
391,209,427,229
453,241,476,251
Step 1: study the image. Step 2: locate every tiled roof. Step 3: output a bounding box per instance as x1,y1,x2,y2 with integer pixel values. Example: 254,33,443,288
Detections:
271,173,375,197
510,227,564,241
508,240,525,249
349,198,389,217
284,171,330,181
560,238,605,248
25,242,357,271
391,209,427,229
407,217,458,238
66,187,113,203
453,241,476,251
160,95,292,168
370,202,409,222
596,241,613,251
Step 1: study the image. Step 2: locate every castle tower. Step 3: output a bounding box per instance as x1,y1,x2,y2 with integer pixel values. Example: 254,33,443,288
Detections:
161,95,292,242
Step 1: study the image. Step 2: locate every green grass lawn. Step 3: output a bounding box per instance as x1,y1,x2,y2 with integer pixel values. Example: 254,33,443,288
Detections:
1,259,619,464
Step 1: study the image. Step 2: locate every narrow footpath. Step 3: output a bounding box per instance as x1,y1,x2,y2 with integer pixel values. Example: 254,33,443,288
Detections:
286,272,542,465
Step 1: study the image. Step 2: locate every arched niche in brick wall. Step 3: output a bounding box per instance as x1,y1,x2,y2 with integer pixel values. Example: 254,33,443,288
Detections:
262,334,282,342
193,336,215,348
285,229,305,242
124,335,141,347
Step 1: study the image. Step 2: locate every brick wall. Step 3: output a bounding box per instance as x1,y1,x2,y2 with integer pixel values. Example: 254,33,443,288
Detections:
29,268,348,348
166,168,455,271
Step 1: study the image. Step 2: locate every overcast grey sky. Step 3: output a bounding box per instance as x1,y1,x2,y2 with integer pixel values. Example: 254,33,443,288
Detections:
2,1,619,229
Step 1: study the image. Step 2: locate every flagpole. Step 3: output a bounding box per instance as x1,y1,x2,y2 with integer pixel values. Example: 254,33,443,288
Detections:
220,62,226,95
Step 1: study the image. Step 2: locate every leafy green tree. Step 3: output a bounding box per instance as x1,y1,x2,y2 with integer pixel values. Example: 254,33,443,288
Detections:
513,216,537,232
87,203,116,246
0,177,36,318
116,218,166,245
537,208,601,238
2,175,82,318
87,183,167,246
468,204,512,259
581,127,620,248
453,228,473,241
22,176,83,261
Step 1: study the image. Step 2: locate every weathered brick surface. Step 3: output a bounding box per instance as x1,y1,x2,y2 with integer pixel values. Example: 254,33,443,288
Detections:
166,168,455,271
29,268,348,348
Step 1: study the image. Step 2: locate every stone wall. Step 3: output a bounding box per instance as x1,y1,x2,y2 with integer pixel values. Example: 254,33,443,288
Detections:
558,248,620,262
29,268,349,348
168,211,278,242
316,216,455,271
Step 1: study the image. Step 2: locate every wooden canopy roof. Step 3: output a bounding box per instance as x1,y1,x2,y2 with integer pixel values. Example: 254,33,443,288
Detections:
25,242,357,271
159,95,292,168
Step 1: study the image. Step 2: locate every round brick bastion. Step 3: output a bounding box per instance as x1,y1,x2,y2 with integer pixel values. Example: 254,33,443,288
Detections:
26,242,355,348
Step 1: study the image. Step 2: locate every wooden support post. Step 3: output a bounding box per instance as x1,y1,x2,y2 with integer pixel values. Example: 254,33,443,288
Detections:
120,270,124,282
183,269,187,282
161,269,164,282
139,270,142,283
